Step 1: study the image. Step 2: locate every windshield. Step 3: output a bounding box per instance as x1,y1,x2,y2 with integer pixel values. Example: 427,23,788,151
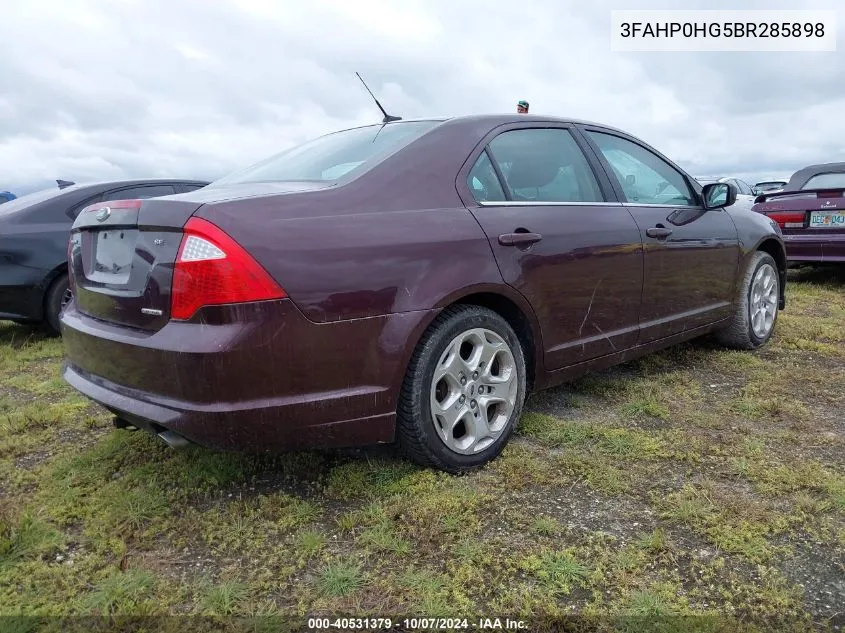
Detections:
802,173,845,190
211,120,442,186
0,186,72,216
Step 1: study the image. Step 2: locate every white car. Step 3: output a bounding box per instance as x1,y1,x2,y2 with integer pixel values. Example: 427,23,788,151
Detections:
753,179,788,195
696,176,757,204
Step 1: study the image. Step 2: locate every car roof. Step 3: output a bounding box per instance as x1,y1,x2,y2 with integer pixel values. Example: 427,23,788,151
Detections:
785,162,845,190
342,114,636,137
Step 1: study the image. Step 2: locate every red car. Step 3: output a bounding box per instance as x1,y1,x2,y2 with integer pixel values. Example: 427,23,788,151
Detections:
752,162,845,264
60,115,787,472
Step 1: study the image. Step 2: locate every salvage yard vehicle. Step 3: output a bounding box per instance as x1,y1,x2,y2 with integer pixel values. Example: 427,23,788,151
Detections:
60,114,787,472
752,162,845,264
0,178,209,333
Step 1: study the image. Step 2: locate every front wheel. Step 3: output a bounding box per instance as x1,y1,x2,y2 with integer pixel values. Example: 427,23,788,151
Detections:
715,251,780,350
396,305,527,473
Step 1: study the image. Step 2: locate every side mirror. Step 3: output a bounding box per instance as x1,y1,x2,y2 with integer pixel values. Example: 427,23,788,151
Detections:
702,182,737,209
625,174,636,187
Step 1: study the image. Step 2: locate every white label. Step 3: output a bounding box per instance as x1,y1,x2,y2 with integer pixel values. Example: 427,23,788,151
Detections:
611,10,836,52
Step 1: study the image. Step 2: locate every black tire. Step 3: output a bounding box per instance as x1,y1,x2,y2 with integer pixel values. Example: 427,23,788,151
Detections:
396,305,527,473
43,274,71,336
714,251,780,350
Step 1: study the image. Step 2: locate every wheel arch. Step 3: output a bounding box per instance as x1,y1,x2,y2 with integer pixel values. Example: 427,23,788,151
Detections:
755,238,787,310
40,263,70,323
397,285,544,398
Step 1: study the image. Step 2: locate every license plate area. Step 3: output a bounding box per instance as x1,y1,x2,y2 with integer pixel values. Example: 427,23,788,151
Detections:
810,211,845,228
86,229,138,284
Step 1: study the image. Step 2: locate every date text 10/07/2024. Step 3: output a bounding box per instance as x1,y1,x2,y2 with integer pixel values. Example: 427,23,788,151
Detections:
307,617,528,630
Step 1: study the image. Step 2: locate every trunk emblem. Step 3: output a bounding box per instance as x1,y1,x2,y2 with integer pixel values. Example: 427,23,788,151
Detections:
95,207,111,222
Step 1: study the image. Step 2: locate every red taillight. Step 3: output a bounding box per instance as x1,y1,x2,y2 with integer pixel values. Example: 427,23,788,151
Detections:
816,191,844,198
170,217,287,320
766,211,806,229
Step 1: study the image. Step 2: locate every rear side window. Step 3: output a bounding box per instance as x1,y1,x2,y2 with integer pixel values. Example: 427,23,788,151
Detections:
467,151,506,202
179,183,207,193
103,185,177,201
802,173,845,189
588,131,697,207
485,128,604,203
736,179,754,195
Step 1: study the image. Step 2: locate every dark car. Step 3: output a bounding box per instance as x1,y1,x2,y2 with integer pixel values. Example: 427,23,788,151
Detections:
0,178,209,333
752,162,845,264
60,115,787,473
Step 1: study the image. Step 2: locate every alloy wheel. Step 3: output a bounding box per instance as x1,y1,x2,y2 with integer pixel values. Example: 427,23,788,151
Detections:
429,327,519,455
750,263,778,339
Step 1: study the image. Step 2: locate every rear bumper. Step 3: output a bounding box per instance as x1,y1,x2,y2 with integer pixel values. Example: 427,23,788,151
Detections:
783,233,845,263
60,299,436,452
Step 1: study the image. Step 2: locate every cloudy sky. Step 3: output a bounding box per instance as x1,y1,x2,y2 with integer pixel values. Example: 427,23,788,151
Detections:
1,0,843,194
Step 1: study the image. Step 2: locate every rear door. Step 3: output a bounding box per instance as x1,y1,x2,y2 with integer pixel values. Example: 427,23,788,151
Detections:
457,123,644,370
581,127,740,343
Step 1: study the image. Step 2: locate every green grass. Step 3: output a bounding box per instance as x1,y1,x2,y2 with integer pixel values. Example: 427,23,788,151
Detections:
0,271,842,620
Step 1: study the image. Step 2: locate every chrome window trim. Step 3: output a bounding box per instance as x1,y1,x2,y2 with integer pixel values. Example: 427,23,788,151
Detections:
477,200,620,207
476,200,701,208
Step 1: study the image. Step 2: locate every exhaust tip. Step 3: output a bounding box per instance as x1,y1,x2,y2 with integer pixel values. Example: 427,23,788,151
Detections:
157,430,194,450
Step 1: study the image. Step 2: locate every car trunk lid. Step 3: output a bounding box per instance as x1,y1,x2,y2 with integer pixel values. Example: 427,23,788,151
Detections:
752,189,845,233
69,198,204,331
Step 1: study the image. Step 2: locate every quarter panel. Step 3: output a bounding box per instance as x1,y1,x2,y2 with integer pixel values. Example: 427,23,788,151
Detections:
198,204,503,323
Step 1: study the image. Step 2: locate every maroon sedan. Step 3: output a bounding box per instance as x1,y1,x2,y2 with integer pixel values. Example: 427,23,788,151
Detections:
61,115,787,472
752,162,845,264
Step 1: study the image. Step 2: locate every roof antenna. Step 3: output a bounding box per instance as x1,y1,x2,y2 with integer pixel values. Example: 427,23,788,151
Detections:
56,179,75,189
356,72,402,124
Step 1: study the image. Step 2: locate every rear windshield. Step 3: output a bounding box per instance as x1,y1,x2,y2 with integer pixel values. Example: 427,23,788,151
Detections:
802,173,845,190
0,186,72,216
211,120,441,186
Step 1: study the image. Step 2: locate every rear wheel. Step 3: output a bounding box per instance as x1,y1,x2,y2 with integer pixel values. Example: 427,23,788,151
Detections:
44,274,71,336
397,305,527,473
715,251,779,350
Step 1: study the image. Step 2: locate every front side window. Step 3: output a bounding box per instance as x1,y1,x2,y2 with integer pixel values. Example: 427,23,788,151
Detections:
588,132,697,207
803,173,845,190
211,121,441,186
484,128,604,203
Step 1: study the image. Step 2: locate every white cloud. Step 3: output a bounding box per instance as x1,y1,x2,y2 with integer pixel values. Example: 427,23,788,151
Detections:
0,0,843,193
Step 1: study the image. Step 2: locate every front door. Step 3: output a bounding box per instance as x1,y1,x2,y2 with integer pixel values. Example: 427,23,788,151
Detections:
582,129,741,343
459,125,644,370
